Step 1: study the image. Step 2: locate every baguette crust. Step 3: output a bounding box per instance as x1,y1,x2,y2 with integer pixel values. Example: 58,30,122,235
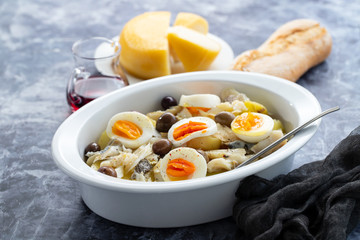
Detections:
232,19,332,82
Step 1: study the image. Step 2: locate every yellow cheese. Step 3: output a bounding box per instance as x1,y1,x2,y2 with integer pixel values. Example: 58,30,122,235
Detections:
118,12,171,79
171,12,209,63
167,26,221,72
174,12,209,34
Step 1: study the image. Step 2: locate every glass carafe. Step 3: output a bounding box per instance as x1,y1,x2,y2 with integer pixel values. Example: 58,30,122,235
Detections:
66,37,128,112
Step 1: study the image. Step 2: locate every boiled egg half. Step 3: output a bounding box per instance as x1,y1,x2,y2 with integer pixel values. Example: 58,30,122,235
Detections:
231,112,274,143
168,116,217,147
179,93,220,115
155,147,207,181
106,111,156,149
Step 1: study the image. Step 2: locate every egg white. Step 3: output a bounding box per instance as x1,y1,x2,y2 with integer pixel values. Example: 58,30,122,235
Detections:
156,147,207,181
168,117,217,147
179,94,221,108
106,111,155,149
231,112,274,143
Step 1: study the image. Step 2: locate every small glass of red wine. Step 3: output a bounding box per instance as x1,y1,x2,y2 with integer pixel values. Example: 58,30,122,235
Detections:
66,37,129,112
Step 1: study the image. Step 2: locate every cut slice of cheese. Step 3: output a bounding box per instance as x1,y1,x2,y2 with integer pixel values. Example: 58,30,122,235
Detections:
167,26,221,72
171,12,209,63
118,11,171,79
174,12,209,34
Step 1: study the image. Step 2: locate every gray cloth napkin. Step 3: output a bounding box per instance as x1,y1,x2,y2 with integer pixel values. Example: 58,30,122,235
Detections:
233,126,360,240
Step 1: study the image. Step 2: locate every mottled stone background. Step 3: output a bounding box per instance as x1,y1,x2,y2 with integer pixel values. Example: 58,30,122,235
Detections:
1,0,359,239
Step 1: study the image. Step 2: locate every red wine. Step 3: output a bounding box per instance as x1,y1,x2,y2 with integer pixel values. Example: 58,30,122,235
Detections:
67,76,127,112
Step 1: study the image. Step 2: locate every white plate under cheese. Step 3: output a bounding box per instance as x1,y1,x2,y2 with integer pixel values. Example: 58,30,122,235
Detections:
95,34,234,85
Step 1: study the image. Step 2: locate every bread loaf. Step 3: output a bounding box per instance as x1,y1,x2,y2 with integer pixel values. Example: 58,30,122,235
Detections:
232,19,332,82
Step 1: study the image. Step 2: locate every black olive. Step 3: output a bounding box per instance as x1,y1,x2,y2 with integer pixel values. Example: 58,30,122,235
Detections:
152,139,173,156
214,111,235,127
84,142,101,158
98,166,117,178
134,159,152,174
161,96,178,110
156,112,177,132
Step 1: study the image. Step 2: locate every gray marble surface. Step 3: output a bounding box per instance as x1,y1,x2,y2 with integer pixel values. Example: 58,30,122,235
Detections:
1,0,360,239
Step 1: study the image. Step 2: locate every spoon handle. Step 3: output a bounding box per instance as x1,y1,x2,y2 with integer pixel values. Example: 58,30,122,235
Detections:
235,106,340,169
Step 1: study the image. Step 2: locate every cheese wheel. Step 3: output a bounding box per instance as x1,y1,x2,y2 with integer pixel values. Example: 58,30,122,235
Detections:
167,26,221,72
118,12,171,79
174,12,209,34
171,12,209,63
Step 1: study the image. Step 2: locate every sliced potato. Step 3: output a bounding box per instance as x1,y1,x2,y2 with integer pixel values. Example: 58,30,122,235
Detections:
186,136,222,150
273,119,284,131
147,110,165,121
244,101,268,114
90,161,101,171
97,131,110,150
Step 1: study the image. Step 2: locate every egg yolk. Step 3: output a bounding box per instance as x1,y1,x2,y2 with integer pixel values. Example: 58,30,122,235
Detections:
166,158,196,180
173,121,207,141
233,112,263,131
112,120,142,139
186,107,210,116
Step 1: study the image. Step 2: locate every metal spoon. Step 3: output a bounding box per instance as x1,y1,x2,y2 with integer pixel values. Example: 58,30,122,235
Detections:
235,106,340,169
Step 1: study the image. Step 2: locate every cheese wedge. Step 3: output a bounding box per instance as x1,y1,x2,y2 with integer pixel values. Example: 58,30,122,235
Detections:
118,12,171,79
167,26,221,72
171,12,209,64
174,12,209,34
